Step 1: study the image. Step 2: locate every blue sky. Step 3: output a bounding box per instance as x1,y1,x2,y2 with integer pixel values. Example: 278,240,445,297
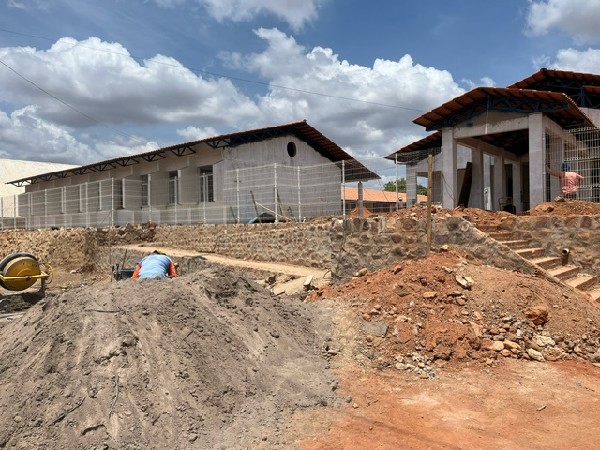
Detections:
1,0,600,169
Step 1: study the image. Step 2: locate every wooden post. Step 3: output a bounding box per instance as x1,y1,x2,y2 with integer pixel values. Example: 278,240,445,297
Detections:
357,181,364,218
426,154,433,252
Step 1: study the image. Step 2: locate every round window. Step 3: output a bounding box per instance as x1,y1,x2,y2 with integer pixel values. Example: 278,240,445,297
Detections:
287,141,297,157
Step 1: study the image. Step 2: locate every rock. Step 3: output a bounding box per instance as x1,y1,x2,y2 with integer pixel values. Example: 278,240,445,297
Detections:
544,347,564,361
503,340,521,351
455,275,473,290
523,306,548,326
501,349,511,357
456,297,467,306
354,268,368,278
527,348,545,362
532,335,555,348
422,291,437,299
469,321,483,338
486,341,504,352
393,284,411,297
525,340,543,352
362,321,388,337
589,352,600,364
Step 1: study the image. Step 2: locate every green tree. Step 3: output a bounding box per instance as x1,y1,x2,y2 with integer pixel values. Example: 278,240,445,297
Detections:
383,179,406,192
383,178,427,195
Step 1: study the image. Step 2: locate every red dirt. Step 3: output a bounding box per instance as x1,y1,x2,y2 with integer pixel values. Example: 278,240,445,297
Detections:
297,248,600,449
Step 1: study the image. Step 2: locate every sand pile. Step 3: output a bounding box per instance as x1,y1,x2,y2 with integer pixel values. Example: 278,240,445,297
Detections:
0,264,337,449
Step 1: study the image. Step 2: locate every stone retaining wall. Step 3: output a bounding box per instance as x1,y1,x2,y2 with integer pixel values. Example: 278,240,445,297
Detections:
1,215,597,279
0,228,98,271
492,215,600,272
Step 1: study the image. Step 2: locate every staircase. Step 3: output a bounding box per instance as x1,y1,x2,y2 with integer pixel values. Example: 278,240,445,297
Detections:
476,224,600,304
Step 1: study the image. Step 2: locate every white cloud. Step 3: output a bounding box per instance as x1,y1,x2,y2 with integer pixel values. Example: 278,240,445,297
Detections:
7,0,49,9
526,0,600,42
0,37,261,128
176,126,219,141
196,0,323,30
0,106,94,163
545,48,600,73
0,29,466,164
461,76,497,90
222,28,464,157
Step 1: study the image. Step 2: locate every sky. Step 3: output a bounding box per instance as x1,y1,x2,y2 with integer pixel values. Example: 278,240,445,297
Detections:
2,0,600,175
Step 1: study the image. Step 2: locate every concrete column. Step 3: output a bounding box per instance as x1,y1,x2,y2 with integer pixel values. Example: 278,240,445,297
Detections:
513,161,522,213
441,127,458,208
406,165,417,206
529,113,545,208
493,154,505,211
470,145,484,209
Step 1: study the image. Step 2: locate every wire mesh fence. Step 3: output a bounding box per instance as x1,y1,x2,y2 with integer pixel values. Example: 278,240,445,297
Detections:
546,127,600,202
0,157,427,230
5,125,599,231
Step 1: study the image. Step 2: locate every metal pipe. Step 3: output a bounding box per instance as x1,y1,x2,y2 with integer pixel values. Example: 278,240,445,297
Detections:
561,248,570,266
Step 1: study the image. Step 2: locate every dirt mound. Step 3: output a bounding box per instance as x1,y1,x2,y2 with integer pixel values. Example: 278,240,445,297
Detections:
0,265,337,449
378,201,600,225
310,250,600,378
531,200,600,216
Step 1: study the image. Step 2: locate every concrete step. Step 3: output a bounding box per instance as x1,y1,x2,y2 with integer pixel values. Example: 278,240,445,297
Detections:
515,247,546,259
547,265,581,281
530,256,562,269
501,239,531,250
588,288,600,303
565,274,598,291
488,231,514,241
477,225,499,233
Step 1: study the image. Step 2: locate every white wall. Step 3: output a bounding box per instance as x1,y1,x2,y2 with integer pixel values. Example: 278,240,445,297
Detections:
580,108,600,127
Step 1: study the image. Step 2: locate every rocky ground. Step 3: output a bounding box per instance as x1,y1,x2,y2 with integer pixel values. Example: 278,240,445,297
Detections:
1,202,600,449
310,248,600,377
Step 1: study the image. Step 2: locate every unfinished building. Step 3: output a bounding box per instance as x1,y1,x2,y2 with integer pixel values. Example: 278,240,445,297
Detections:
388,69,600,213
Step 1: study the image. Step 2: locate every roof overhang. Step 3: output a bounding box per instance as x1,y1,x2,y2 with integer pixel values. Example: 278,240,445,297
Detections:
8,121,379,186
385,131,442,163
413,87,594,132
508,68,600,108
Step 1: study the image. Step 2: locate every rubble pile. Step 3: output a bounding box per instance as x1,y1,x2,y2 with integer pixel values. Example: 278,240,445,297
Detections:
311,249,600,376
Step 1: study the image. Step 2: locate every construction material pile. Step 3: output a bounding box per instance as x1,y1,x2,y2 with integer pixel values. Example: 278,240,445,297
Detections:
0,264,337,449
311,249,600,379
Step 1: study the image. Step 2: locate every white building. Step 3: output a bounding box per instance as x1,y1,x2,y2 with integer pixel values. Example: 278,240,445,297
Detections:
1,158,76,223
4,121,377,228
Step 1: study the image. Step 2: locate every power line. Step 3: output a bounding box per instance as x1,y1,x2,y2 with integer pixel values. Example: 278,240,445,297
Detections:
0,58,154,147
0,26,425,113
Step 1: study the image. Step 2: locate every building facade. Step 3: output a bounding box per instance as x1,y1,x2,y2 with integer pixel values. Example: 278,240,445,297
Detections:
388,69,600,212
5,121,377,228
